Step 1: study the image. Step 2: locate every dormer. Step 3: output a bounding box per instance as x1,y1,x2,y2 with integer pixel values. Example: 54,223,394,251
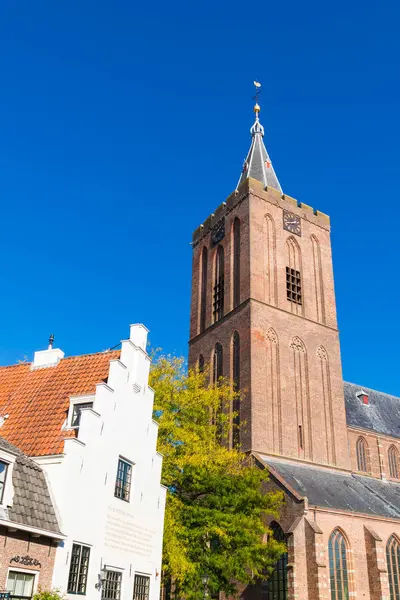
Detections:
356,389,369,405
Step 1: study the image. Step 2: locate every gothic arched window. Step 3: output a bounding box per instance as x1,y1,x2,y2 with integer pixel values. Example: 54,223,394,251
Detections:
213,343,223,384
213,246,225,322
389,446,400,479
232,331,240,447
233,218,240,308
198,354,205,374
356,436,369,473
200,247,208,332
387,535,400,600
328,528,351,600
264,522,287,599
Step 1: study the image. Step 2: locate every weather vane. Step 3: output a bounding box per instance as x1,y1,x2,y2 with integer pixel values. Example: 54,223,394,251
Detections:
253,81,262,114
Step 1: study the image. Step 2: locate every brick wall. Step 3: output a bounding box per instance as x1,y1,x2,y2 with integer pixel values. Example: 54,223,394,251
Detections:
0,526,57,592
348,427,400,480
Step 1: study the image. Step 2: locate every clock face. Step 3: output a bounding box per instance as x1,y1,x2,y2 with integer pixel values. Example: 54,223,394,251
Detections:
283,210,301,236
211,218,225,246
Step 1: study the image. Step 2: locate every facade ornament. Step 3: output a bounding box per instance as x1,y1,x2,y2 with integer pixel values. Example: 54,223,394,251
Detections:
266,328,278,344
317,345,328,360
290,337,306,353
10,555,42,568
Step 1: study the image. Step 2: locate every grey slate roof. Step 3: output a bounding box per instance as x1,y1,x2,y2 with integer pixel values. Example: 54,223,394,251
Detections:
0,436,61,535
344,381,400,439
236,111,282,194
258,455,400,520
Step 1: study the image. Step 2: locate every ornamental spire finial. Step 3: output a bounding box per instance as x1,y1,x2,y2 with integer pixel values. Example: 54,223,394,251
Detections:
253,80,261,115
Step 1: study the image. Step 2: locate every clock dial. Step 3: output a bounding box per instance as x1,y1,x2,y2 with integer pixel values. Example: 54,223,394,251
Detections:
283,210,301,236
211,218,225,246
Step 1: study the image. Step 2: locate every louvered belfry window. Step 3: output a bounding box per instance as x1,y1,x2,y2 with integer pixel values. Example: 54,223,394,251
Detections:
286,266,302,305
387,535,400,600
356,437,369,472
213,246,225,322
329,529,350,600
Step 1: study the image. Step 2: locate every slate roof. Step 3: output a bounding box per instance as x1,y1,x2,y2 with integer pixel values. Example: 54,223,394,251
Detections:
0,436,61,534
0,350,119,456
344,381,400,439
257,455,400,519
236,108,282,194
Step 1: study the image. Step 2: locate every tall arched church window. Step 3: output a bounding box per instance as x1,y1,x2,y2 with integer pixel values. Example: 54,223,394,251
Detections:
387,535,400,600
213,343,223,384
232,331,240,447
328,529,351,600
200,247,208,332
233,218,240,308
263,522,287,599
198,354,205,374
213,246,224,322
389,445,400,479
356,437,369,472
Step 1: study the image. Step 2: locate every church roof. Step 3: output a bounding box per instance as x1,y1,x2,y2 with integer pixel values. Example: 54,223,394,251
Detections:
236,104,282,194
257,455,400,520
344,381,400,439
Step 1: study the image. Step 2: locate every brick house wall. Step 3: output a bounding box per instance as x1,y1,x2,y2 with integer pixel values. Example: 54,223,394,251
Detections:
0,526,57,592
348,427,400,480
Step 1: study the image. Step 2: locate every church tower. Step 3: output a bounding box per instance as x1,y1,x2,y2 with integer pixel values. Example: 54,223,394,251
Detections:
188,96,350,470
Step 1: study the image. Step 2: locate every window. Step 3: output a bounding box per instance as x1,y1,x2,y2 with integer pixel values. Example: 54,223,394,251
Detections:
233,218,240,308
133,575,150,600
67,543,90,594
263,522,287,599
387,535,400,600
356,437,369,472
200,247,208,332
213,343,223,384
115,458,132,501
7,571,35,600
328,529,350,600
232,332,240,447
389,446,400,479
0,460,8,503
71,402,93,428
213,246,224,322
286,267,302,305
198,354,205,374
102,571,122,600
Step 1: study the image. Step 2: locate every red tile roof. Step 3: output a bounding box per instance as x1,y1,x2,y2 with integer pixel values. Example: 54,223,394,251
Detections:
0,350,120,457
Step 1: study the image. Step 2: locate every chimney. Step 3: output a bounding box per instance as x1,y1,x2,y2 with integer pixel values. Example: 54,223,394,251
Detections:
32,334,64,369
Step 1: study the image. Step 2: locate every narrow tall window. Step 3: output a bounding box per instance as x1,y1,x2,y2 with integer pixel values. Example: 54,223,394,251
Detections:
389,446,400,479
286,266,302,304
213,246,225,322
133,575,150,600
67,543,91,594
356,437,369,472
233,218,240,308
198,354,205,374
213,343,223,383
263,522,287,599
387,535,400,600
329,529,350,600
115,457,133,501
232,331,240,447
102,571,122,600
0,460,8,503
200,247,208,332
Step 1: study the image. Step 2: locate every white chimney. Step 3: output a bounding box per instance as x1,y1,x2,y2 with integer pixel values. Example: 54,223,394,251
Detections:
32,334,64,369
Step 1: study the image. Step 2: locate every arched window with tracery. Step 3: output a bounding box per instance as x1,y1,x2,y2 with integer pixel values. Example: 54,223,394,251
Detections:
387,535,400,600
200,247,208,332
389,445,400,479
213,343,223,384
328,529,351,600
356,436,369,472
232,331,240,447
263,522,287,599
233,218,240,308
198,354,205,374
213,246,224,322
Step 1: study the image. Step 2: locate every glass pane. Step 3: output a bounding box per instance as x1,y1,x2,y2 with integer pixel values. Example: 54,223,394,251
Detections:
14,576,25,597
7,572,16,592
22,575,35,596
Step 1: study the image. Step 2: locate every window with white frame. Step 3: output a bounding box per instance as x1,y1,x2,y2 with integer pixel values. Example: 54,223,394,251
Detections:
67,543,91,594
101,570,122,600
70,402,93,428
114,458,132,502
0,460,8,503
133,575,150,600
7,571,36,600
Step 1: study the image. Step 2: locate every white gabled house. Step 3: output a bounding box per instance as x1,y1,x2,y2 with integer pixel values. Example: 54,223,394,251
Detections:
0,324,166,600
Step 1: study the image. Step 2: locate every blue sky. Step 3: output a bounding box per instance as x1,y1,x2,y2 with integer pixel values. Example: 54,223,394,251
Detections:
0,0,399,394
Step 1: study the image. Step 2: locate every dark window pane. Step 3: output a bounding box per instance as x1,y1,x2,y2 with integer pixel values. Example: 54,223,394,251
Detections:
115,458,133,501
71,403,94,427
102,571,122,600
133,575,150,600
67,543,91,594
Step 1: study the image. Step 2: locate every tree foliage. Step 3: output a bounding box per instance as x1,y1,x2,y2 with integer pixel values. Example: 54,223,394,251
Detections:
32,589,65,600
150,356,285,599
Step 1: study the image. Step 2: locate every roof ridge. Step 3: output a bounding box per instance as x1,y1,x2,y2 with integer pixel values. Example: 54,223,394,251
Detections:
0,349,120,370
345,380,400,400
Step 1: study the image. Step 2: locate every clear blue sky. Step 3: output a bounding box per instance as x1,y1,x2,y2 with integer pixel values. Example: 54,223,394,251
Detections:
0,0,399,394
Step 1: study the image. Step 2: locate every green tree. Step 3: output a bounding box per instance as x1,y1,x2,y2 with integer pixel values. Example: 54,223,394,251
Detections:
150,356,285,600
32,589,65,600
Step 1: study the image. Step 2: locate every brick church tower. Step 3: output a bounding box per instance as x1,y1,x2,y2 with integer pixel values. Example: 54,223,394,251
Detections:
188,99,350,471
